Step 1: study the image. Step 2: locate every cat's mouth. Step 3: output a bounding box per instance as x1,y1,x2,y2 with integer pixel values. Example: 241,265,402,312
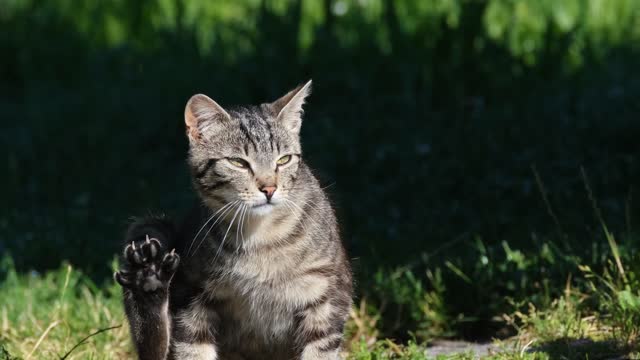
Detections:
250,202,274,215
252,202,272,209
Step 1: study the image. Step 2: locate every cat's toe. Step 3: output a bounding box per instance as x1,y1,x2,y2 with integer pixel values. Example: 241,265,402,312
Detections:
124,241,144,265
116,235,177,292
114,270,133,288
160,250,180,277
141,235,162,260
123,234,162,266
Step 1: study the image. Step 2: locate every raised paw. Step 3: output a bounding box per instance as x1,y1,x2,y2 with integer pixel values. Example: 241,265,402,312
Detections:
114,235,180,293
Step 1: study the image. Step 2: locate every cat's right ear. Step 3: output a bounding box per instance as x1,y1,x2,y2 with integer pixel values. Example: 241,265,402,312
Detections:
184,94,231,142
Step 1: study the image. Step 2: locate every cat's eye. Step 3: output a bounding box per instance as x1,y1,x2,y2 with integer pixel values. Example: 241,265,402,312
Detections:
228,158,249,168
276,155,292,166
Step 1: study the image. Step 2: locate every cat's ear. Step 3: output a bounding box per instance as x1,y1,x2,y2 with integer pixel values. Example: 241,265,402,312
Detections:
184,94,231,142
271,80,312,134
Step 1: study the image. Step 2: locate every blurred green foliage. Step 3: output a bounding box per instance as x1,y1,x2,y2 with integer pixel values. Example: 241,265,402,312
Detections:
1,0,640,340
5,0,640,66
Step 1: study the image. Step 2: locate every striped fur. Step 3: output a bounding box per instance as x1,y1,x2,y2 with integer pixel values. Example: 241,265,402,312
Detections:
116,81,353,360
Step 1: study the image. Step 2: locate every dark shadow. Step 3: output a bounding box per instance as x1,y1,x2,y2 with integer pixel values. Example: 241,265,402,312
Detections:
530,337,631,360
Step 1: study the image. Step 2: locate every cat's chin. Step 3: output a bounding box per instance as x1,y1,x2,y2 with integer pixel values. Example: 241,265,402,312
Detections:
250,203,275,216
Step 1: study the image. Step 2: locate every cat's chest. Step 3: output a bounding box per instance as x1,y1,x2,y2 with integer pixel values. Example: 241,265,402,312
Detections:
208,251,329,310
216,252,310,302
204,255,298,346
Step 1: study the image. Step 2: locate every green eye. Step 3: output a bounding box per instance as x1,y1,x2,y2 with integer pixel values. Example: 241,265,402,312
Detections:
228,158,248,168
276,155,292,166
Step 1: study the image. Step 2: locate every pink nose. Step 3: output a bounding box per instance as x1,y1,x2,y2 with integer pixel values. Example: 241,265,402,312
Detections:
260,185,277,201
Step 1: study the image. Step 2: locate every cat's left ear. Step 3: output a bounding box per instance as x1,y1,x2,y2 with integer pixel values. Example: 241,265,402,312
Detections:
270,80,312,134
184,94,231,142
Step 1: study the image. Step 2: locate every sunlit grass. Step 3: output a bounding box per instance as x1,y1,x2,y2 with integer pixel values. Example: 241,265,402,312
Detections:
0,258,131,359
2,251,640,360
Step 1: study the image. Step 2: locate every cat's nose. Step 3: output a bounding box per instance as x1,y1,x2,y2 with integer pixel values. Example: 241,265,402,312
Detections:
260,185,277,201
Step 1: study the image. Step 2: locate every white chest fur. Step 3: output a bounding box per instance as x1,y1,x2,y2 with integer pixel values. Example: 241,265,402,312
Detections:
207,247,330,344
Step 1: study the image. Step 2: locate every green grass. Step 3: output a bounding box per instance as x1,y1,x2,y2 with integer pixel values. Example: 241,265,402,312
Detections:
2,236,640,360
0,258,131,359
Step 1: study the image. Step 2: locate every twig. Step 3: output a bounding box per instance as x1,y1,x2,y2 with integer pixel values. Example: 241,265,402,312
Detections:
59,324,122,360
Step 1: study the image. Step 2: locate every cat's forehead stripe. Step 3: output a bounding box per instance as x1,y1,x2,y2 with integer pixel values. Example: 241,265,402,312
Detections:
238,118,259,153
233,106,280,155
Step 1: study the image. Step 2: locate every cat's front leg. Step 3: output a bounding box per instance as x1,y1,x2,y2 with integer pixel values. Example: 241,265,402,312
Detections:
295,296,351,360
169,342,218,360
114,216,180,360
169,298,220,360
298,328,344,360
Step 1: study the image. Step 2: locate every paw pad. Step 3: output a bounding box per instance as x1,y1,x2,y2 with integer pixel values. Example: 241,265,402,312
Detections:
115,234,180,292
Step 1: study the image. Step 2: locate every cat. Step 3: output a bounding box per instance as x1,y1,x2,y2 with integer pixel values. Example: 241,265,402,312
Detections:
114,80,353,360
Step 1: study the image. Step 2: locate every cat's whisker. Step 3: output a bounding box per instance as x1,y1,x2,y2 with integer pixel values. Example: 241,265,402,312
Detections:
297,202,328,224
285,193,326,214
284,182,335,192
235,204,249,255
281,200,297,222
234,204,246,254
186,201,234,257
212,202,243,265
234,206,241,246
240,205,248,245
288,198,325,218
321,182,336,190
282,199,314,234
190,200,239,257
283,198,322,229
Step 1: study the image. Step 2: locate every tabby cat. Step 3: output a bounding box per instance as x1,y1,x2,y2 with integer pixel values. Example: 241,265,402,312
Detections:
114,81,353,360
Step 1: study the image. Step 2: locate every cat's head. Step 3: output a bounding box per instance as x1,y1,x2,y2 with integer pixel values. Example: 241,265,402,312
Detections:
184,81,312,216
